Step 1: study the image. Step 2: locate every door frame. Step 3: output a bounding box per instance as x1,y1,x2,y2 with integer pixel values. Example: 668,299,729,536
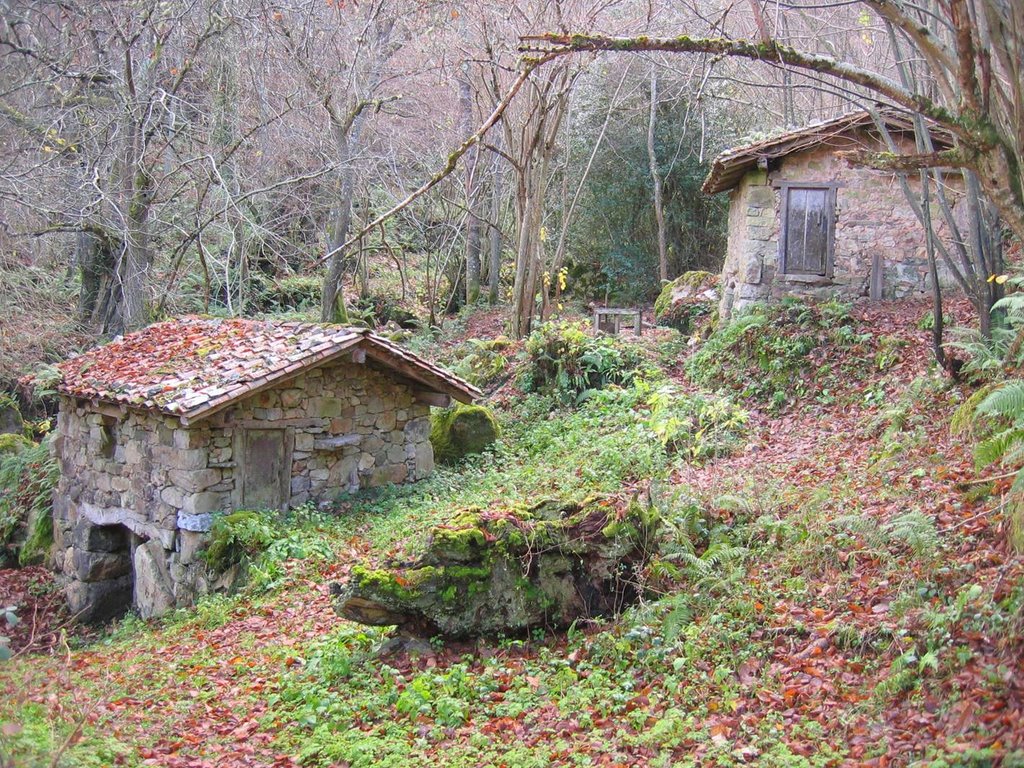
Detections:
774,180,840,280
233,426,294,511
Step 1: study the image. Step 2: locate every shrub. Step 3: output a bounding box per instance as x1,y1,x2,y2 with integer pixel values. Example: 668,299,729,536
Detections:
353,293,419,329
449,338,512,390
203,511,277,572
522,320,644,403
0,436,58,567
657,299,716,336
645,385,748,461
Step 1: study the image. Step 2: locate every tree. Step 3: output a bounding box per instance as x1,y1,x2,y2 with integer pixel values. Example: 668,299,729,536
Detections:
521,1,1024,250
0,0,240,334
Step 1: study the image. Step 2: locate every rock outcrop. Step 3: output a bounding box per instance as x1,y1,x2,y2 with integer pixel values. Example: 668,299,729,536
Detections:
654,271,720,335
332,497,659,638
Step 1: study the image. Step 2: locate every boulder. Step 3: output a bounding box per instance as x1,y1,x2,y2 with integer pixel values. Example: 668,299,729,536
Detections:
429,404,500,463
72,520,128,553
71,547,131,582
654,271,720,335
331,496,660,638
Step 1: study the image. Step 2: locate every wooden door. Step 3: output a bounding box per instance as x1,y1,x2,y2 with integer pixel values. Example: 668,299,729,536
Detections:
240,429,289,510
783,187,832,276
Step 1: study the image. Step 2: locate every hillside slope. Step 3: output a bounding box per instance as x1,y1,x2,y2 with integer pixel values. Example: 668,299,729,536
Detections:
1,299,1022,768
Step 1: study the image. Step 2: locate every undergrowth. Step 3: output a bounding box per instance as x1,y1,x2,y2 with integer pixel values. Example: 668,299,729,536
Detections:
687,298,868,410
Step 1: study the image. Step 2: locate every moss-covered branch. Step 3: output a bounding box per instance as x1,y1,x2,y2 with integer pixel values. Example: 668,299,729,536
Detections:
840,148,974,171
518,33,985,147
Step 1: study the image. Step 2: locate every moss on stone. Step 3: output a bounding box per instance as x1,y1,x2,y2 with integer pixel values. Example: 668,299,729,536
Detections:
430,525,488,560
18,505,52,566
430,404,500,463
334,496,662,638
654,270,719,319
0,434,31,456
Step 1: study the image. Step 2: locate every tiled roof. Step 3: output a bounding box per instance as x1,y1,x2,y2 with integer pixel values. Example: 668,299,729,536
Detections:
57,316,479,422
701,108,952,195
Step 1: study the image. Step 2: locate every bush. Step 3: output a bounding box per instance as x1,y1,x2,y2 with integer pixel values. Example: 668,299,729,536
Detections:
353,293,419,330
645,385,748,461
523,321,645,404
0,436,59,567
657,299,716,336
449,338,512,390
203,511,277,572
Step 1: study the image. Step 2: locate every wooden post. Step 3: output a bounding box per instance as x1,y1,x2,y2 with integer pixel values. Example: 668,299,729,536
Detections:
870,252,884,300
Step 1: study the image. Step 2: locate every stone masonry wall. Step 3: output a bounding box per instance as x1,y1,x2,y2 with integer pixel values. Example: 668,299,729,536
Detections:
718,136,961,320
53,359,434,621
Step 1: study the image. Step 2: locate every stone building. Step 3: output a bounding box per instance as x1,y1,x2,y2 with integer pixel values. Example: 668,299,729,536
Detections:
704,110,960,320
52,317,478,622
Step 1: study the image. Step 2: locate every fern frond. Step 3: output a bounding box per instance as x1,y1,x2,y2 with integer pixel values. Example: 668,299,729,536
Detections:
976,380,1024,421
974,430,1021,470
950,382,1000,435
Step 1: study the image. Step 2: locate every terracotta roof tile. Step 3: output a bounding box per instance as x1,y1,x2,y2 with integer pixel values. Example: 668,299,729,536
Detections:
57,316,479,420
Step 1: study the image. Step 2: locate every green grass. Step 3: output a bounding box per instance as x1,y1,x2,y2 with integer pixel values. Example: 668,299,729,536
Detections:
4,315,1024,766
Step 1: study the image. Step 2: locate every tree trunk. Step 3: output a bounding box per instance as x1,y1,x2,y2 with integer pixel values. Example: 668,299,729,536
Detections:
459,75,483,306
487,148,504,304
646,67,669,282
320,125,362,323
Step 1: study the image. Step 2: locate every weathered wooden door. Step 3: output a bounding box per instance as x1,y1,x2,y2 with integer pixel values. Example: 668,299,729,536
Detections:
240,429,289,510
782,187,833,276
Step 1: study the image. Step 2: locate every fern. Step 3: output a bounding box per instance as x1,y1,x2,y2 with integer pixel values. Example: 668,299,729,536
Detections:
977,380,1024,419
884,511,940,558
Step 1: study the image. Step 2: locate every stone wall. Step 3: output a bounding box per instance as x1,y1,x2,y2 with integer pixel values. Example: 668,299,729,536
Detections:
53,359,434,620
718,135,961,320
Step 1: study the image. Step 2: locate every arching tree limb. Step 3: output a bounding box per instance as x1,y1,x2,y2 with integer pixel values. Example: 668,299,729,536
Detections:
311,56,555,270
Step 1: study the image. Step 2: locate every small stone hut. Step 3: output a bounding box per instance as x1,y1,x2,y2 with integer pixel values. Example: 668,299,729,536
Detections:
704,110,959,320
52,317,479,622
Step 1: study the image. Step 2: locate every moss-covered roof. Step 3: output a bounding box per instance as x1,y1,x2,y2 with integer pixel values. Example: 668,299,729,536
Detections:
701,108,952,195
57,316,479,422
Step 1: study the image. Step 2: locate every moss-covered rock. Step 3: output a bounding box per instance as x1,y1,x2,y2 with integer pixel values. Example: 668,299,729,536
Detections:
18,504,52,566
654,271,720,335
0,434,31,456
331,496,660,638
0,398,24,437
430,404,500,463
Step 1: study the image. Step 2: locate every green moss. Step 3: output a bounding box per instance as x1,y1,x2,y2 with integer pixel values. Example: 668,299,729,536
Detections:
654,270,719,320
352,565,419,602
18,504,52,566
430,404,500,463
203,511,275,572
431,525,487,558
0,433,31,456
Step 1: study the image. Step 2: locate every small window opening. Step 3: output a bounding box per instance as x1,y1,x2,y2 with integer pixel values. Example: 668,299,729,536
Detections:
99,416,118,459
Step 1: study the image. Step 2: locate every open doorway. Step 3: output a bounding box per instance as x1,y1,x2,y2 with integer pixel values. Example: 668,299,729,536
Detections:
67,522,135,623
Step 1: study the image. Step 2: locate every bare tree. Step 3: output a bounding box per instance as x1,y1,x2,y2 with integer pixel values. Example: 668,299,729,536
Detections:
0,0,242,334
